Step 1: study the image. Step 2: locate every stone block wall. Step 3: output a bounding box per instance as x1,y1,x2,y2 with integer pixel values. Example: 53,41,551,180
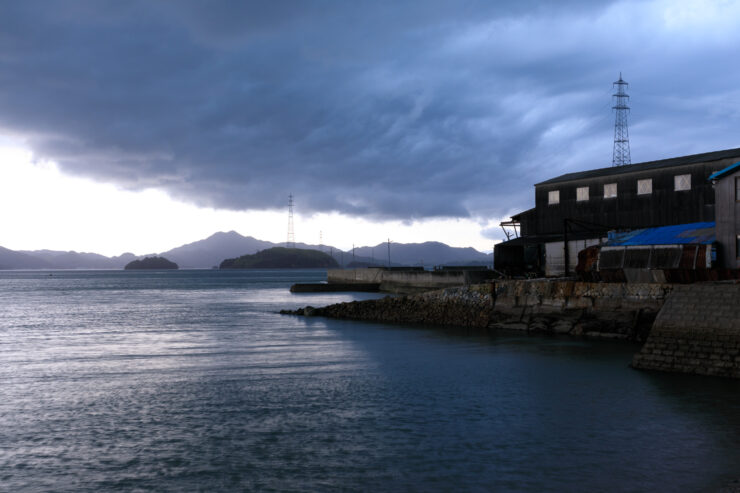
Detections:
632,283,740,378
486,280,672,340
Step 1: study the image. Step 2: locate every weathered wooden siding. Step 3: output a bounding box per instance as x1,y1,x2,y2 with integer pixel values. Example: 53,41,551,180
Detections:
533,159,734,236
714,169,740,268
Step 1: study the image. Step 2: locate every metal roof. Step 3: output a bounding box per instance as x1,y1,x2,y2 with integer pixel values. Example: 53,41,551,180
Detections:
510,207,535,220
605,222,715,246
537,147,740,186
708,160,740,181
496,231,603,247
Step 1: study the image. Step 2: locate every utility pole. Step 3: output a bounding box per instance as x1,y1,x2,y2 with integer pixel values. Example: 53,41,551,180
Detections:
612,73,631,166
563,219,570,277
286,193,296,248
387,238,391,267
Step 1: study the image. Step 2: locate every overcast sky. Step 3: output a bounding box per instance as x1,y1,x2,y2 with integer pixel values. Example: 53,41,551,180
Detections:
2,1,740,255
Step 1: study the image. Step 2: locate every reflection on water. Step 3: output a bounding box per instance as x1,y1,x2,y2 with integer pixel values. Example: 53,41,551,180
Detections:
1,269,739,492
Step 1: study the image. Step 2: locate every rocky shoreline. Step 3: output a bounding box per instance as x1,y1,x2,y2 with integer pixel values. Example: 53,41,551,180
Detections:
283,279,740,379
282,280,671,341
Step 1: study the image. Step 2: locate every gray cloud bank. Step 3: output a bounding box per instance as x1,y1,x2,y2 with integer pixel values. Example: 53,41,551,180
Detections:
2,1,740,229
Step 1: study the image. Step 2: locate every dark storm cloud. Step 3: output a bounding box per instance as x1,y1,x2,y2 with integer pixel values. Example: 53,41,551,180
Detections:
2,1,740,231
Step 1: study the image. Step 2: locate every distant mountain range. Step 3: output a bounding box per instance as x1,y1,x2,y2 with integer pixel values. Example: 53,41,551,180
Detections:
0,231,492,270
160,231,275,268
0,246,137,270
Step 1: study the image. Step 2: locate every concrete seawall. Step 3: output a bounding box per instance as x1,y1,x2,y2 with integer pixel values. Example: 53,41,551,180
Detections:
290,282,380,293
632,283,740,378
327,268,496,294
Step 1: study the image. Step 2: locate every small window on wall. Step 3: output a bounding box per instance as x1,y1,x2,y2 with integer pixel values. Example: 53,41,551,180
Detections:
736,177,740,201
576,186,589,202
674,173,691,191
637,178,652,195
604,183,617,198
548,190,560,205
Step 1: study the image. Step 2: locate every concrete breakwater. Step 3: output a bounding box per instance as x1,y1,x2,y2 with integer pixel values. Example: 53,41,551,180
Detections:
289,282,380,293
327,267,496,294
285,279,674,341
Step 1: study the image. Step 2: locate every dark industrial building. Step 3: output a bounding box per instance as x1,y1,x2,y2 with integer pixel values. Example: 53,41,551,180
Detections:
495,147,740,276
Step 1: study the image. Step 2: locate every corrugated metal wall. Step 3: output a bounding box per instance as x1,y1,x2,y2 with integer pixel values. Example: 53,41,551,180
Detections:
545,238,604,277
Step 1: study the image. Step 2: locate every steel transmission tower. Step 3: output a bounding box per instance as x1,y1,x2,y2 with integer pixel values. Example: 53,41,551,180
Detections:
287,194,295,248
612,73,631,166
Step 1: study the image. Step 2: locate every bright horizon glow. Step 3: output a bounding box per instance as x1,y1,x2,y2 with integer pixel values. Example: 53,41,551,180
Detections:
0,142,501,257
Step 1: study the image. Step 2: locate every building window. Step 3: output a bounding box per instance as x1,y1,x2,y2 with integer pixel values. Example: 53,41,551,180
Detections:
736,177,740,201
604,183,617,198
576,186,589,202
637,178,652,195
737,235,740,259
674,173,691,191
548,190,560,205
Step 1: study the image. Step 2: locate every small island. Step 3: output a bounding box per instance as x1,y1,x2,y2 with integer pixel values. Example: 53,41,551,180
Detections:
124,256,179,270
220,247,339,269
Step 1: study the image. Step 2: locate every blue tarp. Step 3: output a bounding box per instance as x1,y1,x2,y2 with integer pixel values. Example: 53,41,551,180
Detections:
606,222,715,246
708,161,740,181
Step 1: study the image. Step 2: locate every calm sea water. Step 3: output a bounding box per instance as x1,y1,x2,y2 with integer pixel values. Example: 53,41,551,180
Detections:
1,269,739,492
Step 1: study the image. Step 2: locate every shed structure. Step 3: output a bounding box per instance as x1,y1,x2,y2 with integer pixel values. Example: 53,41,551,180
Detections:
496,147,740,276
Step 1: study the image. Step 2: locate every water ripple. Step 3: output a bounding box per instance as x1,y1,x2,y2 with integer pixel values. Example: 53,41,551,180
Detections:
1,270,740,492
